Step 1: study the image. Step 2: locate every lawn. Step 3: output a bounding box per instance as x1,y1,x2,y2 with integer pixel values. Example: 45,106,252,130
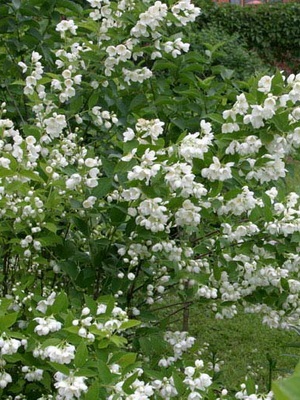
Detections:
170,304,300,393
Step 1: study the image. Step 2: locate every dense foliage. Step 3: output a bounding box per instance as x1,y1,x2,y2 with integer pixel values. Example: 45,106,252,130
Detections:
189,25,271,80
197,2,300,70
0,0,300,399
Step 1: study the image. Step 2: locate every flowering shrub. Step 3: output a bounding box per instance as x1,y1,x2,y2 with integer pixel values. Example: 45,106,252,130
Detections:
0,0,300,398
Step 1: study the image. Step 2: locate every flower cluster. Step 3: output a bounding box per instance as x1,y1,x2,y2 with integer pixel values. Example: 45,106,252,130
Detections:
34,316,62,336
159,331,196,367
54,372,88,399
34,343,76,364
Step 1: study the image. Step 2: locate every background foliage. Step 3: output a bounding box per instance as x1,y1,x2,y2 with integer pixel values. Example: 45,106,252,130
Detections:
196,1,300,72
189,25,271,80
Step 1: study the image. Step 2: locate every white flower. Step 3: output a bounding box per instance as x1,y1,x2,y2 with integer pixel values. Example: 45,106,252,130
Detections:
221,122,240,134
23,367,43,382
164,38,190,58
97,304,107,314
201,157,234,181
130,1,168,38
85,158,98,167
87,0,102,7
187,392,202,400
171,0,201,26
122,67,153,85
54,372,88,399
184,366,195,377
36,292,56,314
31,51,42,63
128,272,135,281
66,173,82,190
34,316,62,336
56,20,78,37
179,130,213,163
18,61,27,73
81,308,90,319
0,157,11,169
121,187,141,201
83,196,97,209
0,337,22,355
85,178,98,188
194,373,212,390
258,75,273,94
123,128,135,142
44,343,75,364
0,372,12,388
175,199,201,227
136,118,164,143
136,197,169,232
44,114,67,139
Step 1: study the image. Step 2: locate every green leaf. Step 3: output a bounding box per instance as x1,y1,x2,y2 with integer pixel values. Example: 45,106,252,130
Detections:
51,291,69,314
20,170,44,183
48,362,70,375
92,177,112,198
72,217,90,237
70,199,82,209
262,193,273,222
42,339,62,349
58,261,79,280
209,181,223,198
119,320,141,330
84,295,98,315
85,380,100,400
273,376,300,400
245,377,256,395
249,206,262,223
97,360,113,384
97,338,110,349
272,111,289,133
44,223,58,234
3,352,25,364
129,94,148,111
122,372,139,394
70,96,83,114
271,70,284,94
224,188,242,201
110,335,127,347
0,312,18,332
108,205,127,225
171,118,188,130
172,371,185,396
280,278,289,292
74,368,98,377
0,169,16,178
56,0,82,13
74,341,88,368
88,92,99,109
39,235,63,246
293,361,300,376
117,353,137,369
208,113,224,124
153,60,177,71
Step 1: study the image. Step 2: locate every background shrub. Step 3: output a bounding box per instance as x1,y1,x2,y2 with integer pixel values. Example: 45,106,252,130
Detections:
196,2,300,72
189,25,271,80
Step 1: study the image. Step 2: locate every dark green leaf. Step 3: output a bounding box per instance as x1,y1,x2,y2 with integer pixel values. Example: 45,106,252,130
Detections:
74,341,88,368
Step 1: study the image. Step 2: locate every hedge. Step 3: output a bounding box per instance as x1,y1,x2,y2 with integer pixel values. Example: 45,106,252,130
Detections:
196,2,300,61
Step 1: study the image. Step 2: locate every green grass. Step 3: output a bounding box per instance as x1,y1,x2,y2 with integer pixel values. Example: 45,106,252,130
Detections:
159,302,300,393
187,305,300,392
